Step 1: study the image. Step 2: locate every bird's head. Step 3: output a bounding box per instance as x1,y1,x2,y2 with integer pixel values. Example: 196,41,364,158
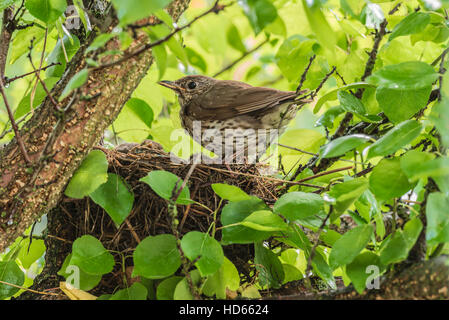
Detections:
158,75,215,105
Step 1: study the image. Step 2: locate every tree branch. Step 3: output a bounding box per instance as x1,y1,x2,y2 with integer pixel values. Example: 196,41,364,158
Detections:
93,0,230,71
213,38,268,77
0,0,193,253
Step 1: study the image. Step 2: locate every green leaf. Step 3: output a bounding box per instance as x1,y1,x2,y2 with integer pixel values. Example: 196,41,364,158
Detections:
46,35,81,78
15,77,59,119
312,249,336,289
302,0,336,51
273,192,324,221
379,231,409,265
281,225,335,288
313,83,376,113
226,24,246,52
254,242,285,289
185,47,207,73
220,198,273,245
389,12,430,41
320,134,371,158
426,192,449,245
316,107,345,130
125,98,154,129
59,69,89,101
265,15,287,37
64,150,109,199
280,223,312,252
70,235,115,275
338,89,366,115
430,98,449,148
402,156,449,182
400,150,435,181
0,0,18,11
346,252,381,294
276,35,316,82
58,254,102,291
109,282,148,300
240,0,278,35
154,9,173,26
376,86,432,124
156,276,183,300
403,218,423,250
148,24,188,68
73,0,88,34
211,183,252,202
111,0,173,25
366,61,439,90
366,120,422,159
378,218,422,265
241,210,288,232
282,264,303,284
369,158,414,201
0,261,24,299
202,257,240,299
17,239,45,269
25,0,67,24
148,36,167,79
89,173,134,225
133,234,181,279
329,224,374,269
10,25,46,64
140,170,191,205
180,231,224,276
173,270,201,300
86,33,115,53
327,177,369,219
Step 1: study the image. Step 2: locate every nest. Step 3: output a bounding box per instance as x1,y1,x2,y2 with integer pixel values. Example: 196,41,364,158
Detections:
55,140,281,295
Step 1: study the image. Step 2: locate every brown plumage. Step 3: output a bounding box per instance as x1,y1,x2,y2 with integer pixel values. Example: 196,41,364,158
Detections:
159,75,310,162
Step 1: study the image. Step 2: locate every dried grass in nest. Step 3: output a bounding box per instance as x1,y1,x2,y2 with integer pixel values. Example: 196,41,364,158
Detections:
56,140,281,294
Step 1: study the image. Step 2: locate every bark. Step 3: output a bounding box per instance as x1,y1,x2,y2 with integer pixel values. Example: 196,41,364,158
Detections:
0,0,191,253
276,256,449,300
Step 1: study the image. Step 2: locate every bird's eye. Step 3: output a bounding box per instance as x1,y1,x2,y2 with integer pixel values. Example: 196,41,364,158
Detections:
187,81,197,89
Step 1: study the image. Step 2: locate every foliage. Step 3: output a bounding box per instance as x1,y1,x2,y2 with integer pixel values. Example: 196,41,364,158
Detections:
0,0,448,300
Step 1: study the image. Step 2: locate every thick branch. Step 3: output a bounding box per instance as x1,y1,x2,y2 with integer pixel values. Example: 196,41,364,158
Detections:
275,256,449,300
0,0,192,253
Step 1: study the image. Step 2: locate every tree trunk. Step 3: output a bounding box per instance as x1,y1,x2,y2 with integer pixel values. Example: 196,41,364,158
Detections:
0,0,191,253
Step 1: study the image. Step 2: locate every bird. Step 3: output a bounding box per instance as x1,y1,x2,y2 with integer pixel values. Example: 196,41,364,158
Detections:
159,75,310,163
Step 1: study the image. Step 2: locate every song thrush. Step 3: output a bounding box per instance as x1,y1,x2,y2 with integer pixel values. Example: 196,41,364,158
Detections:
159,75,309,162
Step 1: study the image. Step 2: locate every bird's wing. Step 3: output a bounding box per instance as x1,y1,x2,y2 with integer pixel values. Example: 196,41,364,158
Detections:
192,80,299,120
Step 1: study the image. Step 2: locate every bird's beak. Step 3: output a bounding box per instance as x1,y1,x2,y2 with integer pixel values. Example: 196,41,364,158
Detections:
158,80,184,92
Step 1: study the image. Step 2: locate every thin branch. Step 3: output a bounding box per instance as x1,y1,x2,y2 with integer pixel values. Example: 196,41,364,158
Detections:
28,36,62,111
432,47,449,67
0,7,14,78
168,163,200,300
4,62,61,84
305,206,333,287
296,55,316,93
172,163,197,203
329,18,388,146
0,78,31,164
277,143,317,156
388,2,402,15
296,166,354,184
94,1,231,71
359,20,388,85
204,165,324,189
213,39,269,77
276,143,364,166
437,49,447,102
310,66,337,99
0,280,61,297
